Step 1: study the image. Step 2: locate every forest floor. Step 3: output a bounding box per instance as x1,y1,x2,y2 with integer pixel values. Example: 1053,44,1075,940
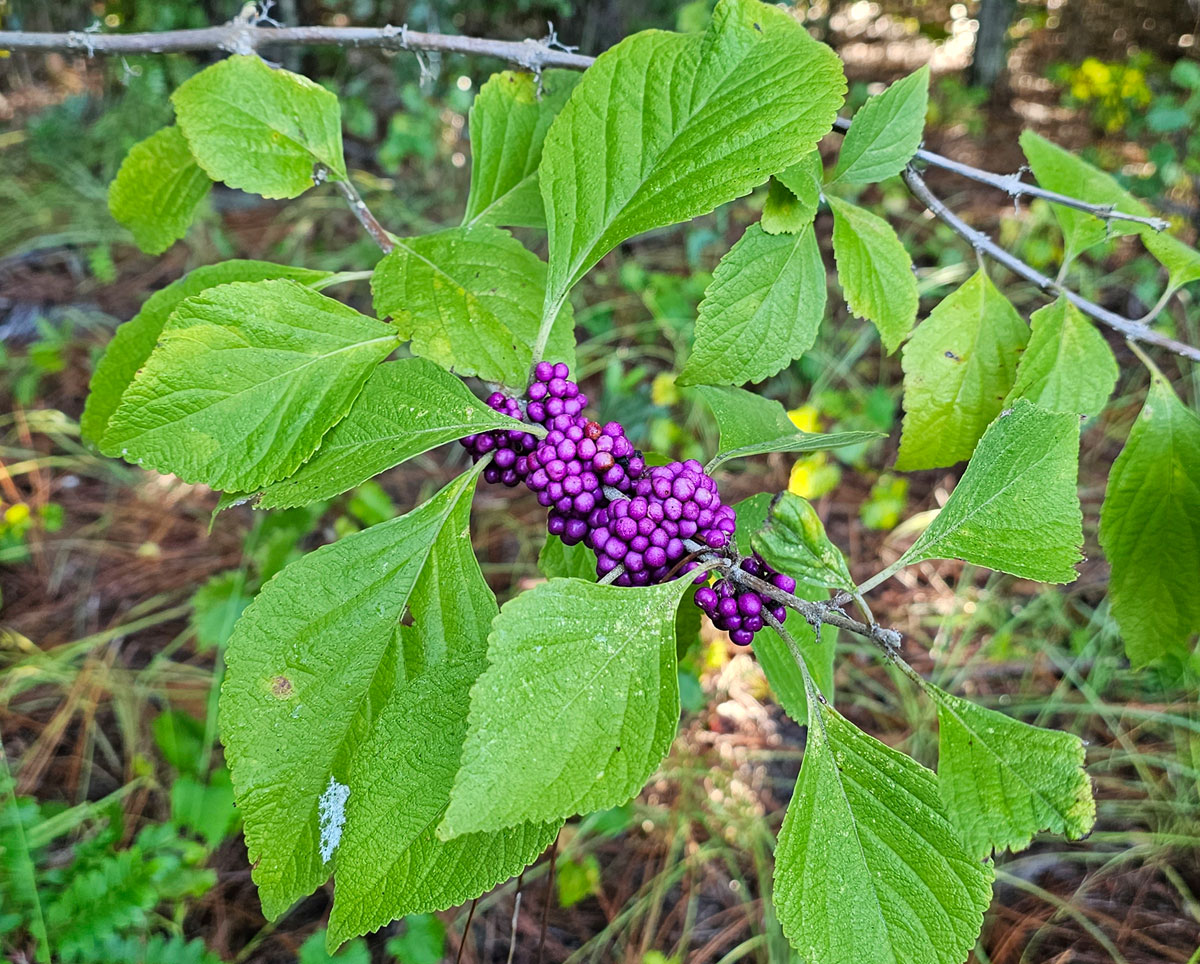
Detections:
3,2,1200,962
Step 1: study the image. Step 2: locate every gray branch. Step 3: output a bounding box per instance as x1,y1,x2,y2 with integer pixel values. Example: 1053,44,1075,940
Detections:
902,165,1200,362
679,538,903,651
5,17,1196,360
0,22,593,70
831,117,1168,232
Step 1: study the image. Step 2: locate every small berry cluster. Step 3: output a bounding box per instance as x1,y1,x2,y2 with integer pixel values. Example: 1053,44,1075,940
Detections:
694,554,794,646
461,362,795,647
460,392,538,488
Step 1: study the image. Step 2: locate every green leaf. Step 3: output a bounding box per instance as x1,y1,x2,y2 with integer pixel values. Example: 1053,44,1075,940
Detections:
774,149,823,211
222,466,556,929
1099,366,1200,667
254,358,528,509
300,930,369,964
751,492,854,592
732,492,772,555
897,399,1083,583
1004,297,1117,416
1145,229,1200,296
556,854,602,908
678,223,826,387
173,54,346,199
372,225,574,387
190,571,252,651
82,260,331,446
328,655,558,943
462,70,580,229
1019,130,1150,263
100,280,397,492
828,195,918,352
171,769,240,850
538,534,598,581
761,176,817,236
930,684,1094,859
735,494,838,720
695,385,884,470
385,915,446,964
832,65,929,184
539,0,845,308
108,125,211,255
896,270,1029,470
775,700,993,964
440,576,694,836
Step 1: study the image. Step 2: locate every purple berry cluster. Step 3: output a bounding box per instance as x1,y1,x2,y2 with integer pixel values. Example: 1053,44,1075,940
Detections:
694,555,795,646
522,362,645,545
587,460,737,587
460,361,797,647
460,391,538,488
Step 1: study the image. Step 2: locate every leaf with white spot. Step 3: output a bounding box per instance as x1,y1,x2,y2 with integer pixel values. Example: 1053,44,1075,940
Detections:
223,465,553,927
318,778,351,863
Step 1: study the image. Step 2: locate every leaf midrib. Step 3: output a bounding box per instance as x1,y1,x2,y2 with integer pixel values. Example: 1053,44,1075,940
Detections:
557,24,791,295
105,331,395,446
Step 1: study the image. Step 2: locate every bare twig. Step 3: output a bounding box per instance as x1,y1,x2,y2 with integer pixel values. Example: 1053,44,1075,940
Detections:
315,164,394,253
830,117,1168,232
902,165,1200,362
0,22,594,70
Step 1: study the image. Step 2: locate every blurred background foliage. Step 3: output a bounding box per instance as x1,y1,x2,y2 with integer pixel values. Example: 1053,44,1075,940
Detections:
2,0,1199,962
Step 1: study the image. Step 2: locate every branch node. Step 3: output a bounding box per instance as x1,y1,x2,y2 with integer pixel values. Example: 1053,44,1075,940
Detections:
875,627,902,651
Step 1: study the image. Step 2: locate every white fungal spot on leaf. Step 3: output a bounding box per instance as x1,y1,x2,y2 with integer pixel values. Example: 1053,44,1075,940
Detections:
318,776,350,863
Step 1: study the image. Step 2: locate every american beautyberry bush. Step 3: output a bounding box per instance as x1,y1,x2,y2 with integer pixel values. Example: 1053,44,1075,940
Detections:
78,0,1200,959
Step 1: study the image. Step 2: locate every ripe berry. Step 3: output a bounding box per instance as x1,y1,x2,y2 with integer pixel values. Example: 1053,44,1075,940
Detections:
631,460,736,552
691,552,794,646
461,391,539,487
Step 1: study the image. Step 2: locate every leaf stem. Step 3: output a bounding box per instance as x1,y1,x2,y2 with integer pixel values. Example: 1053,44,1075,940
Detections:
855,557,908,596
316,165,395,254
310,270,375,290
530,293,569,372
